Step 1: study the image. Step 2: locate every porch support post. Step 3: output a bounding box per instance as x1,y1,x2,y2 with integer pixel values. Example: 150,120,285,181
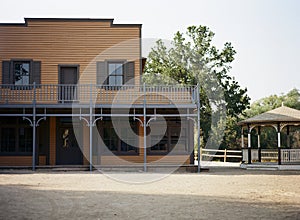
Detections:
143,83,147,172
277,123,281,165
196,84,201,173
89,84,93,171
287,125,290,148
241,127,244,149
258,126,261,162
241,126,245,162
32,82,37,171
247,124,251,164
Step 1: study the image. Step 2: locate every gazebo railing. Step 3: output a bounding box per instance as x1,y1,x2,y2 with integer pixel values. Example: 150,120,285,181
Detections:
261,149,278,161
281,149,300,163
243,148,300,163
242,149,278,162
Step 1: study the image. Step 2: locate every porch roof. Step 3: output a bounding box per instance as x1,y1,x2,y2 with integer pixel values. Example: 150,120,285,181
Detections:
238,106,300,126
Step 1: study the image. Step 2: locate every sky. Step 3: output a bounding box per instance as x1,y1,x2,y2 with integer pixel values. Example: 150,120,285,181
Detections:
0,0,299,102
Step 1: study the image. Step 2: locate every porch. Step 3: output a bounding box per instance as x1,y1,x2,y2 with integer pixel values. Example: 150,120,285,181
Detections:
0,84,202,172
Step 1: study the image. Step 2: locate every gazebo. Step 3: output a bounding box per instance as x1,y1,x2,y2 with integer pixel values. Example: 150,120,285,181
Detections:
238,106,300,165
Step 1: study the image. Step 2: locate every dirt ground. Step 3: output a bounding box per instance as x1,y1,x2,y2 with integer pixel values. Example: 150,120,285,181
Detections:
0,168,300,220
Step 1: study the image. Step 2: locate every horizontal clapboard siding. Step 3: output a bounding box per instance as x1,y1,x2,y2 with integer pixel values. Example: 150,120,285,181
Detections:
0,20,141,85
0,156,46,166
99,155,190,165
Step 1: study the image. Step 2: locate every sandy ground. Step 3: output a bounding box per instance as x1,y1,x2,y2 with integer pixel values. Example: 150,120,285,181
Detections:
0,168,300,220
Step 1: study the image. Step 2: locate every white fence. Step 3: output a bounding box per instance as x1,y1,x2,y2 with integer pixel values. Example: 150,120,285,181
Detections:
200,148,242,162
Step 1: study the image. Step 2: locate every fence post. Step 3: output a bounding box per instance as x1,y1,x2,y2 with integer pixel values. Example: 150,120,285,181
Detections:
224,149,227,162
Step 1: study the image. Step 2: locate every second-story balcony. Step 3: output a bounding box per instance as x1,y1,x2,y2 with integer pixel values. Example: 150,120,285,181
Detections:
0,84,198,107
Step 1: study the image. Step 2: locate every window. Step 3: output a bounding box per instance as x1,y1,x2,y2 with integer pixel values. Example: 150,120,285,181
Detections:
108,63,123,86
120,127,137,152
19,127,33,152
96,61,134,86
100,117,138,154
2,60,41,85
149,118,189,154
151,134,168,152
0,118,33,154
14,61,30,85
0,128,16,152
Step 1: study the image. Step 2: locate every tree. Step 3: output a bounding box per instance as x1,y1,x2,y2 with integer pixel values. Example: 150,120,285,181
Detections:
245,88,300,117
143,25,250,149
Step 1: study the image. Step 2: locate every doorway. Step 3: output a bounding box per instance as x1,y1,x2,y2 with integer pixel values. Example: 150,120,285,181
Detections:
58,65,79,102
56,117,83,165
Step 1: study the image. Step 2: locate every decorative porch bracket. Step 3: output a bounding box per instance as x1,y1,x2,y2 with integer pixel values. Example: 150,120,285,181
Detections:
79,105,103,171
23,106,47,171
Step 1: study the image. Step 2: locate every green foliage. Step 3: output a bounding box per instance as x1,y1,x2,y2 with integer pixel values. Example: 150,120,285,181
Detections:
143,25,250,149
221,116,241,149
245,88,300,117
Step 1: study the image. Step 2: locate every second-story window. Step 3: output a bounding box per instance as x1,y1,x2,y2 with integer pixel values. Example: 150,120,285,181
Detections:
108,62,123,86
2,60,41,86
14,61,30,85
96,60,134,86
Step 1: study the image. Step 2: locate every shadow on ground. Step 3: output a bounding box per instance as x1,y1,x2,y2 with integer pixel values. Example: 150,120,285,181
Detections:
0,184,299,220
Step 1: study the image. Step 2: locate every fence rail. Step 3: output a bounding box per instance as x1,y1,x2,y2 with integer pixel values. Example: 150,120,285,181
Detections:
200,148,242,162
0,84,197,105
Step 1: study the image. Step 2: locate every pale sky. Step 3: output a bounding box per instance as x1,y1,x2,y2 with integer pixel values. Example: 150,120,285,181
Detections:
0,0,299,102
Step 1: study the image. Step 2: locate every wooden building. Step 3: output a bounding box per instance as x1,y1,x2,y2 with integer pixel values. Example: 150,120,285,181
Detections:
0,18,200,171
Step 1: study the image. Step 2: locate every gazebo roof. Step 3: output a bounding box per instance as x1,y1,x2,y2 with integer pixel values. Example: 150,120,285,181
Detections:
238,106,300,126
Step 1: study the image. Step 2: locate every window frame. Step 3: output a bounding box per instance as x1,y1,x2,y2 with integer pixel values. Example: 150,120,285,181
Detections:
148,118,190,155
0,118,33,155
99,117,139,155
107,60,125,87
11,59,33,86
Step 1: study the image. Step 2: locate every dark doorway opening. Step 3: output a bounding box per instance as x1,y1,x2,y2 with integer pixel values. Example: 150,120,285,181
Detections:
58,65,79,102
56,117,83,165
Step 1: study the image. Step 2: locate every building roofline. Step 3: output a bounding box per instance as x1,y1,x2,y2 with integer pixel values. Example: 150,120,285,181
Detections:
0,17,142,28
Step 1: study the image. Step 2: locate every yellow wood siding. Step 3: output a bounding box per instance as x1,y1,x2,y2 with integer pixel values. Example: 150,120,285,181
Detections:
0,20,141,85
0,155,46,166
100,155,190,165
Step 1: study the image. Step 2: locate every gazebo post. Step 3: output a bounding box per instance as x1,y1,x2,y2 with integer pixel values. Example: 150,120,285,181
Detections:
241,127,244,149
247,124,251,164
277,123,281,165
258,126,261,162
287,125,290,149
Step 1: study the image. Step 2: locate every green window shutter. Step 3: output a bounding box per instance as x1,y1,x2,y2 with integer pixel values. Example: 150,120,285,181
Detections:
124,61,135,85
31,61,41,84
2,61,11,84
96,61,108,85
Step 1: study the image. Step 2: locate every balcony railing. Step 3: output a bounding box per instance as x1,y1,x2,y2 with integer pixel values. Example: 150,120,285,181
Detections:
0,84,197,105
